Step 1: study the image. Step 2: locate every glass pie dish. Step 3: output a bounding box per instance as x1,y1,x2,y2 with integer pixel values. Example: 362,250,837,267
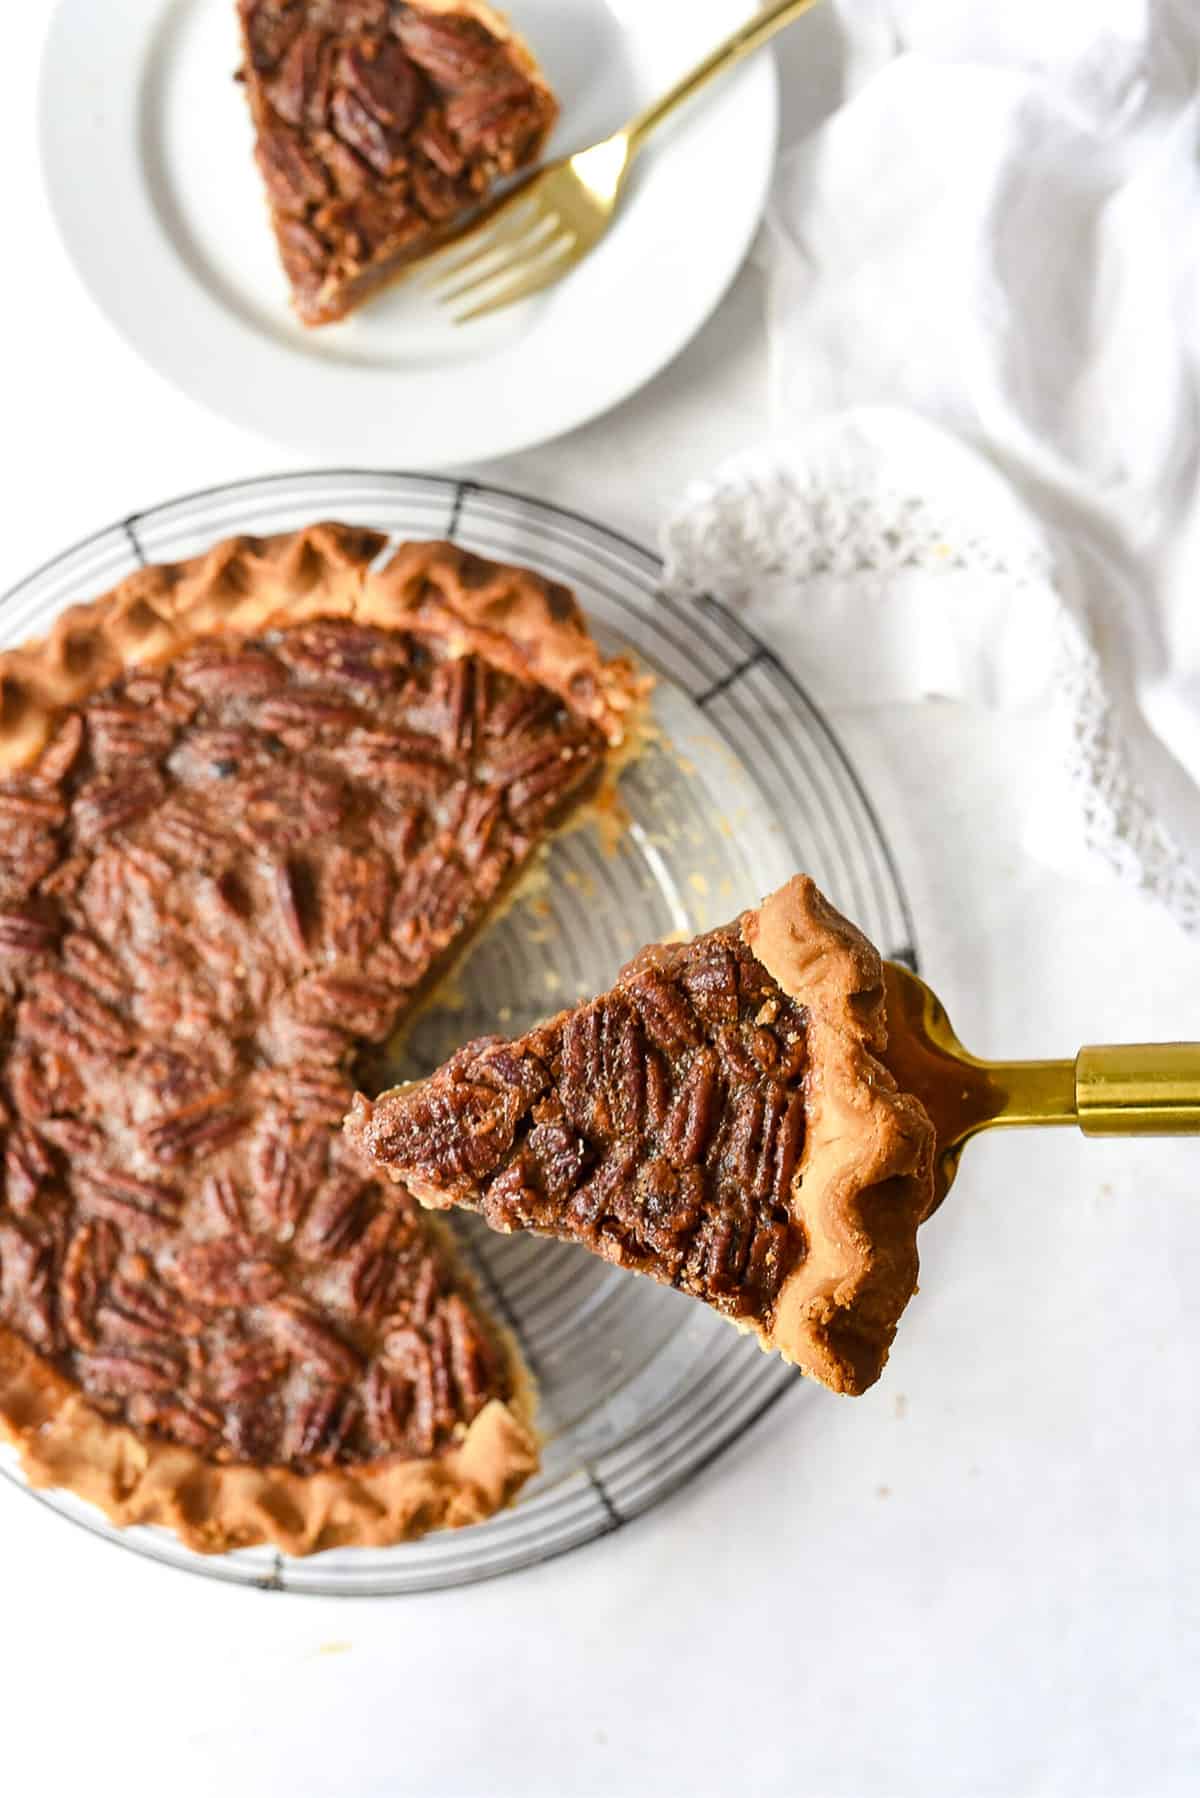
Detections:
0,471,917,1593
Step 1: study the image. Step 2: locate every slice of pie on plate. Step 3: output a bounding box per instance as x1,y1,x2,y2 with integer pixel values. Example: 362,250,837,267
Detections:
238,1,559,325
347,877,938,1396
0,525,642,1554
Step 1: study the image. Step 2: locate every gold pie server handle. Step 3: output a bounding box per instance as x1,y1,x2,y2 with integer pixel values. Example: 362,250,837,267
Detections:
881,963,1200,1207
1072,1043,1200,1135
967,1044,1200,1136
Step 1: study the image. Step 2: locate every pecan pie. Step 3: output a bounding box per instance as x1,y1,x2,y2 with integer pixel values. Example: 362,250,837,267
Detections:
348,877,938,1396
0,525,642,1554
238,1,559,324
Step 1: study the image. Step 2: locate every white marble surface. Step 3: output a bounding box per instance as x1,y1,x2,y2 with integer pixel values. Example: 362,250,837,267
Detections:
2,11,1198,1798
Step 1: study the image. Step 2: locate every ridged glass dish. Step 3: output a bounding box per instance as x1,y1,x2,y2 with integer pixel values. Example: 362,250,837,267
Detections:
0,472,917,1593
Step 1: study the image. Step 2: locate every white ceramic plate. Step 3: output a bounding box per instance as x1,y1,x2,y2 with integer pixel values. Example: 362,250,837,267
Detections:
39,0,778,463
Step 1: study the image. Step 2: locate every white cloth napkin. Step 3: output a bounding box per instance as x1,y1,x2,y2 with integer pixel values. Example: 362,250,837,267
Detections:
663,0,1200,930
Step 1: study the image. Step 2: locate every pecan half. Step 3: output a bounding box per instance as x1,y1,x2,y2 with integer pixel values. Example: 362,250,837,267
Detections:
172,1239,284,1308
268,1302,363,1381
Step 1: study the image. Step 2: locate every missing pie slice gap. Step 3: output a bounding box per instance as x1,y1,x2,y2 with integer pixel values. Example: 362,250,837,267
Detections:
238,1,560,325
0,525,645,1555
347,877,938,1396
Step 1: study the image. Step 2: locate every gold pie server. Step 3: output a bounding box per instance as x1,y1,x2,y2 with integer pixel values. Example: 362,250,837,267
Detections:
427,0,825,322
883,961,1200,1212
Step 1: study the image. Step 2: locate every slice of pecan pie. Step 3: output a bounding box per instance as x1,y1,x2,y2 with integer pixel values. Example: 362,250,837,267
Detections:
0,525,642,1554
238,1,559,325
347,878,938,1396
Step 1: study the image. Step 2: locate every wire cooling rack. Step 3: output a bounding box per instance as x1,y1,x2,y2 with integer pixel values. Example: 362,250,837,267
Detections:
0,472,918,1593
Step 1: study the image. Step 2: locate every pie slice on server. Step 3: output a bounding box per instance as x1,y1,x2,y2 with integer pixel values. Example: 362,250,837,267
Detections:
347,877,938,1396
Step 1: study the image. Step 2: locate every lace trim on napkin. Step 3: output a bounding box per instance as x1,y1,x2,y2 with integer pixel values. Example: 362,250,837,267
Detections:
662,413,1200,933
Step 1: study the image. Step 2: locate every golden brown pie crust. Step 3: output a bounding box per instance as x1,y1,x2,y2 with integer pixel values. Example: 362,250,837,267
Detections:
0,523,643,1553
743,878,936,1393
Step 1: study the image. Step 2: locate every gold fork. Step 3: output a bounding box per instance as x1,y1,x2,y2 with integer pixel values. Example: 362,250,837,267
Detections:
428,0,824,323
882,961,1200,1214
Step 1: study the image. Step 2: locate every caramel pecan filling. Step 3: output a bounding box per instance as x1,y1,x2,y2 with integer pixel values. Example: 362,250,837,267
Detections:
350,927,812,1323
0,620,605,1470
240,1,558,322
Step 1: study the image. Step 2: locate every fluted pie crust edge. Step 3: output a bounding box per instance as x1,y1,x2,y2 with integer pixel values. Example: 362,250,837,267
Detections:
744,878,936,1394
0,1236,538,1556
0,525,642,774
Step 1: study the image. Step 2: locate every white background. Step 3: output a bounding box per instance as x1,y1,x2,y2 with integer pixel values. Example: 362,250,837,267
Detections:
2,9,1198,1797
